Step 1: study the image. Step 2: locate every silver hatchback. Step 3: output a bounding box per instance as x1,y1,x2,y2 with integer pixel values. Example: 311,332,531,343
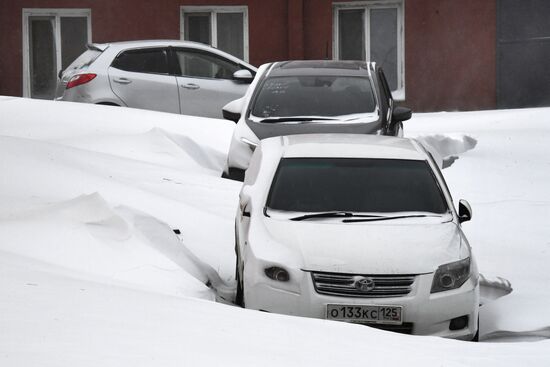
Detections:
56,40,257,118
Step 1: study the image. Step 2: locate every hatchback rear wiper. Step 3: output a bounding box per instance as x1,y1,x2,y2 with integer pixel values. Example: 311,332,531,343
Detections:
343,214,441,223
290,211,384,221
259,117,338,123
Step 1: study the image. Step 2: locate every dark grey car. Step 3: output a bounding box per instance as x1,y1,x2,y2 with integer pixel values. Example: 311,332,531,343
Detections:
223,60,412,180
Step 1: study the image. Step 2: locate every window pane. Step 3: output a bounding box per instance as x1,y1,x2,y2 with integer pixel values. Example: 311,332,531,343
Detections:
184,13,211,44
267,158,447,214
338,9,365,60
175,49,239,79
251,76,376,117
370,8,398,90
217,12,244,59
29,16,57,99
60,17,88,70
111,49,169,74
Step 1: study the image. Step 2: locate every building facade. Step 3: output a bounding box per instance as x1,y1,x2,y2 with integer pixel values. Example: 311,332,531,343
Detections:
1,0,549,111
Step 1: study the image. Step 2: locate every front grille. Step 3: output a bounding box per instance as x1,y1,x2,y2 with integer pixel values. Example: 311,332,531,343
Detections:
311,272,415,298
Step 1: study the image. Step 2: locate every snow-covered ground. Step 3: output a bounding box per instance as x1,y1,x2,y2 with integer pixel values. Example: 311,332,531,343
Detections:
1,97,549,366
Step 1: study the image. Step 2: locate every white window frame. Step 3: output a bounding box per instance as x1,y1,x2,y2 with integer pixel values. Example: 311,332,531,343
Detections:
22,8,92,98
333,1,405,100
180,6,249,62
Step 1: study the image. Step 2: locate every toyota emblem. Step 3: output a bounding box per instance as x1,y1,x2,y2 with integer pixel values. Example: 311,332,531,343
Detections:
355,277,375,292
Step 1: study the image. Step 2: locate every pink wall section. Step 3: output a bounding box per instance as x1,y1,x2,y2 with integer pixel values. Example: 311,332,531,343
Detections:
0,0,497,111
404,0,496,111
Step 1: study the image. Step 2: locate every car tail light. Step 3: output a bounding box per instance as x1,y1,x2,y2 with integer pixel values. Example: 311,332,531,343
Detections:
66,73,97,89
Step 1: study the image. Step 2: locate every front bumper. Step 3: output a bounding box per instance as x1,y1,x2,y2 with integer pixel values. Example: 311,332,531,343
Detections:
244,271,479,339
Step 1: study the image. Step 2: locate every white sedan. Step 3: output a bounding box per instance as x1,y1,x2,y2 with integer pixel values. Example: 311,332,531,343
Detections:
234,134,479,340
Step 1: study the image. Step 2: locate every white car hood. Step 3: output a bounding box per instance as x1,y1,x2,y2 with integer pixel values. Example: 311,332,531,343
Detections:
261,217,464,274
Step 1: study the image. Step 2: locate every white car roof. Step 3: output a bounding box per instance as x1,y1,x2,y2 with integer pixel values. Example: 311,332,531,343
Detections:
263,134,427,161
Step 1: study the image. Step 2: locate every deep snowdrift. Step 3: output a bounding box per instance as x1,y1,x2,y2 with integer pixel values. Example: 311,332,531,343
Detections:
1,97,549,366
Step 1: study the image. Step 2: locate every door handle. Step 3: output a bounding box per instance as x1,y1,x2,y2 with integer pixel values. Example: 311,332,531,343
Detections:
182,83,200,90
113,77,132,84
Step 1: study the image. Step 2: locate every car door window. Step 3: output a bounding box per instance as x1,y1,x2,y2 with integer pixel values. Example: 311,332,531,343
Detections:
111,48,169,74
173,49,240,80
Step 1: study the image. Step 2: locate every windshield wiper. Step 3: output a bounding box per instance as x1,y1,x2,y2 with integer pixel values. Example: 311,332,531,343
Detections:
259,117,338,123
342,214,441,223
290,211,384,221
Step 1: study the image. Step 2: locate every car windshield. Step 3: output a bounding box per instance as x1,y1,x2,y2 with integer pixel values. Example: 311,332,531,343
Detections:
266,158,448,214
250,76,376,119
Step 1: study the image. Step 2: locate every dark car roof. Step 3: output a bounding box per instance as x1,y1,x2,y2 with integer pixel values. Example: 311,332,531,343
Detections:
267,60,375,77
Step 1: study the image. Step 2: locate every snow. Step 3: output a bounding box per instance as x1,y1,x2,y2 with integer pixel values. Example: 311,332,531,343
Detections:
407,109,550,343
1,97,549,365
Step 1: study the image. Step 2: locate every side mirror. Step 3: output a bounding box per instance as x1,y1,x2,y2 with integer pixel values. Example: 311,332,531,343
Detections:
392,106,412,123
233,69,254,83
458,199,472,223
222,97,244,123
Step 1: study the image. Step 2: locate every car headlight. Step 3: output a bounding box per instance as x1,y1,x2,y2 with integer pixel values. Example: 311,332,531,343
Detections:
431,258,471,293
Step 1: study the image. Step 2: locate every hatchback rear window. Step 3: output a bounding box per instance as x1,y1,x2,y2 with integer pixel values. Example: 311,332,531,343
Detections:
251,76,376,118
111,48,169,74
267,158,448,214
63,49,101,74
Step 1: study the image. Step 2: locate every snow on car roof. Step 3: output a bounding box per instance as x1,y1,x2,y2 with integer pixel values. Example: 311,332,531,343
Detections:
267,60,374,77
104,39,207,49
265,134,426,160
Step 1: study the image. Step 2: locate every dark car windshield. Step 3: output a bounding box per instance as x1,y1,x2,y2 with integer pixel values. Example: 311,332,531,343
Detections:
251,76,376,118
267,158,448,213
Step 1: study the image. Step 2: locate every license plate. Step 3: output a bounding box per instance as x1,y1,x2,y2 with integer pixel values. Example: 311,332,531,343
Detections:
326,304,402,324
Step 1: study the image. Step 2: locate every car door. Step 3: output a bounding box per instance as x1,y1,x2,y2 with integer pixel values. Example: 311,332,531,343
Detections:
108,47,180,113
172,47,250,118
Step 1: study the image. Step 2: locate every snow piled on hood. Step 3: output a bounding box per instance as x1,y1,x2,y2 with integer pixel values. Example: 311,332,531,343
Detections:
1,98,550,366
